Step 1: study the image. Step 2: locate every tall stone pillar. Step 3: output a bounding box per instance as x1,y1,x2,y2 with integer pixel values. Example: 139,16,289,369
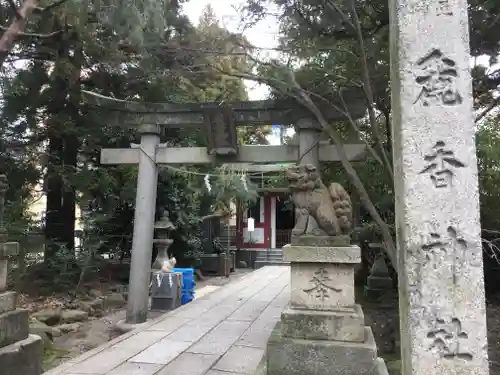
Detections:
126,124,160,324
296,118,321,168
0,175,43,375
390,0,489,371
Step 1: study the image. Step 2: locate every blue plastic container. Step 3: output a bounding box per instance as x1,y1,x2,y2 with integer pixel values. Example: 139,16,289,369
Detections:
172,268,196,305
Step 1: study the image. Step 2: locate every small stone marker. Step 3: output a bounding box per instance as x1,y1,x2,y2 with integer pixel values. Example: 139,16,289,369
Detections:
0,175,43,375
390,0,489,372
364,244,393,301
151,271,182,311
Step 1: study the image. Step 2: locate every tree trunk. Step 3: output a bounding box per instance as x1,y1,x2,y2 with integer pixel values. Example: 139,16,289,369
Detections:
44,27,82,260
59,42,83,254
44,133,63,261
60,134,78,252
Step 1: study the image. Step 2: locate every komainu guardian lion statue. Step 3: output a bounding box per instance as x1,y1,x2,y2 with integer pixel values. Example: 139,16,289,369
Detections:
286,164,352,239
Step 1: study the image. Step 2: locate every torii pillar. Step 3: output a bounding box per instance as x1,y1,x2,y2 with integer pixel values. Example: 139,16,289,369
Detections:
126,124,160,324
296,118,321,168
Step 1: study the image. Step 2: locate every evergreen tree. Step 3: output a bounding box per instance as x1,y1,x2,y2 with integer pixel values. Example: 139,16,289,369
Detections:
0,0,256,273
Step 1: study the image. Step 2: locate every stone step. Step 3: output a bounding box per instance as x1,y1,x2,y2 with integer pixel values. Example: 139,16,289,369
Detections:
256,253,284,258
255,250,284,256
255,251,284,256
254,260,290,269
255,256,285,262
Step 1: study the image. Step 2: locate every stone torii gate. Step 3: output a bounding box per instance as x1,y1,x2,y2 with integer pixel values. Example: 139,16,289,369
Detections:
83,91,367,324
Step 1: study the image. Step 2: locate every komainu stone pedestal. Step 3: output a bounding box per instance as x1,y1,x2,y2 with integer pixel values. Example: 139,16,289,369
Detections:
0,291,43,375
267,244,378,375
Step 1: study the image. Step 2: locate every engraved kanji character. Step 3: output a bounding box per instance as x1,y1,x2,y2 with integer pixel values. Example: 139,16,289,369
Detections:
421,226,466,269
427,317,473,360
302,268,341,302
420,141,465,188
414,49,462,106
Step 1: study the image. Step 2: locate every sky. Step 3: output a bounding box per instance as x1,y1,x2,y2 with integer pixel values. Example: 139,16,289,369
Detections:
182,0,287,144
181,0,279,101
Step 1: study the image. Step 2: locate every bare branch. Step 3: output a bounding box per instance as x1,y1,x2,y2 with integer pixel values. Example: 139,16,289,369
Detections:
0,26,62,38
0,0,40,66
348,0,394,179
482,237,500,265
475,95,500,123
0,0,70,67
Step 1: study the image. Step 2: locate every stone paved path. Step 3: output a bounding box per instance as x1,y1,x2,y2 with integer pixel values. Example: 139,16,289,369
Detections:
44,266,289,375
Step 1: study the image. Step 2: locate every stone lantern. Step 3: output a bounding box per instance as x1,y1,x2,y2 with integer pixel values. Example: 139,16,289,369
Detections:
151,210,182,311
152,210,176,271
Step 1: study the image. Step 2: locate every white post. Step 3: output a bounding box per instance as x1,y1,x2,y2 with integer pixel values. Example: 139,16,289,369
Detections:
390,0,489,372
126,124,160,324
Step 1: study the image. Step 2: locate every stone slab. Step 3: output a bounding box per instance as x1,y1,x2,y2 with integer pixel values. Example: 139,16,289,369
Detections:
227,301,270,322
106,362,163,375
212,345,265,373
156,353,219,375
283,244,360,263
290,235,351,247
237,326,274,349
146,316,191,332
112,331,168,351
0,309,29,348
0,334,43,375
280,305,365,342
66,347,142,374
290,262,355,310
129,339,192,364
267,324,377,375
0,292,17,314
165,321,214,343
186,320,251,355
